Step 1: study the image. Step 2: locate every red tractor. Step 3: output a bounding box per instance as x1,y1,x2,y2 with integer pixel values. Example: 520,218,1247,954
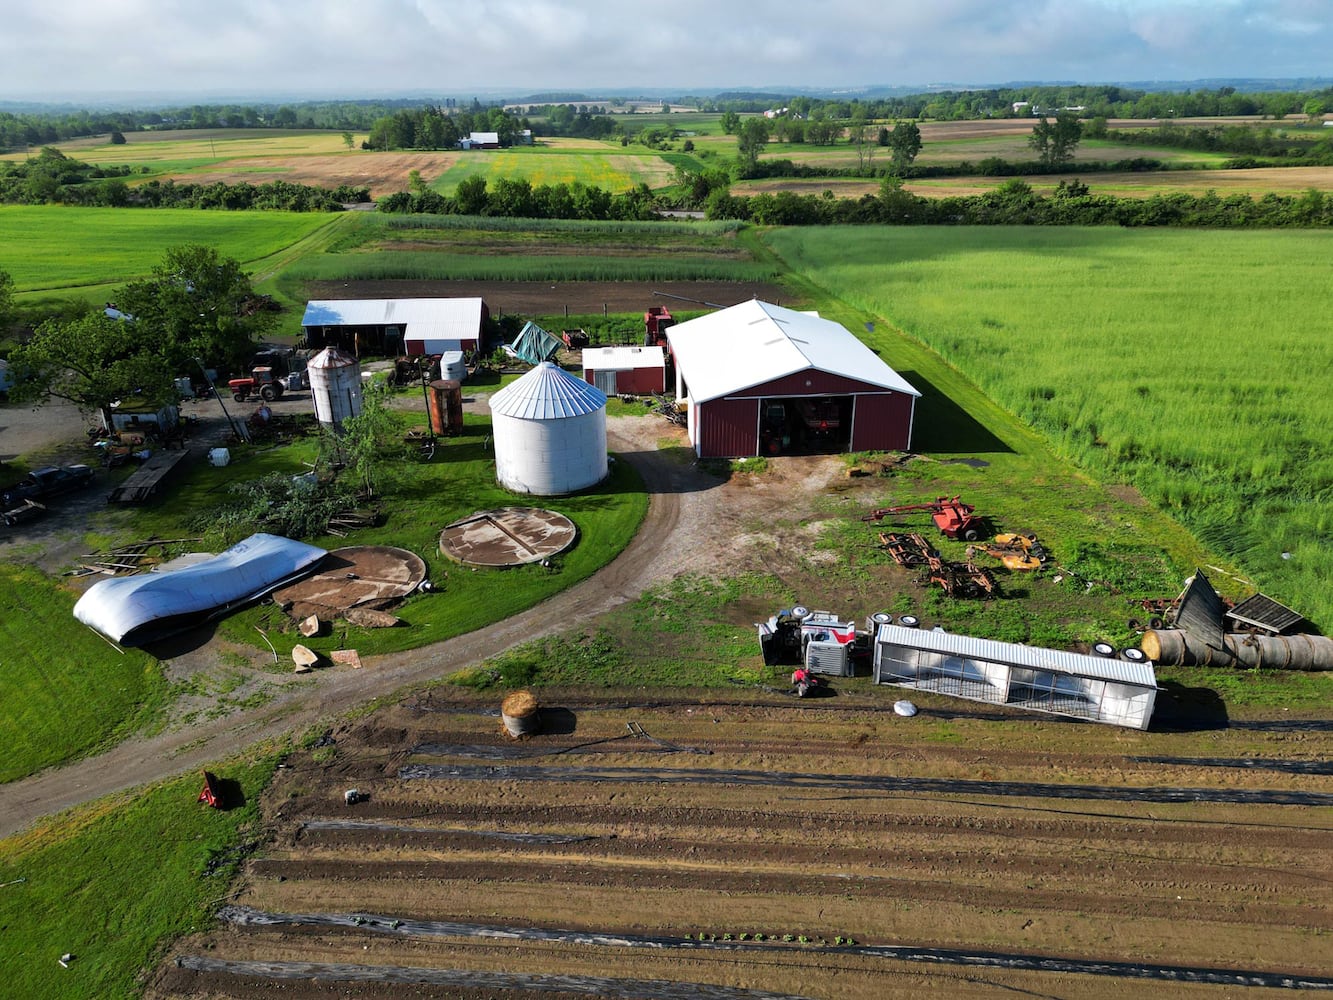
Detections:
227,366,286,403
862,496,986,541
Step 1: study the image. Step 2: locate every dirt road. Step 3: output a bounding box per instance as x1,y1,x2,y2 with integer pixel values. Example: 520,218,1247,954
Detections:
0,418,839,838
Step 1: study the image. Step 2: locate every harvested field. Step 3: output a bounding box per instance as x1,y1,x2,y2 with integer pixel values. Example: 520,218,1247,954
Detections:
305,279,791,316
150,693,1333,999
183,152,459,199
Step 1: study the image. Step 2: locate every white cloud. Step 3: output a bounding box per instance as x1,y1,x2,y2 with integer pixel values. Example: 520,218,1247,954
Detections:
0,0,1327,100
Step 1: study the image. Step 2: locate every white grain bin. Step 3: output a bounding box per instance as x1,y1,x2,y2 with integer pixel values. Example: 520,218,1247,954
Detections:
307,347,362,432
489,361,608,495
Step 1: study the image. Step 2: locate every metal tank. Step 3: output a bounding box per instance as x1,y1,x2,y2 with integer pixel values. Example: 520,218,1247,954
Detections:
307,347,362,432
488,362,608,495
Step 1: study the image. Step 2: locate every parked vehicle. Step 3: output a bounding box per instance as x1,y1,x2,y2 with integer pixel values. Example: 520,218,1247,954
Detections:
1,464,95,508
228,366,286,402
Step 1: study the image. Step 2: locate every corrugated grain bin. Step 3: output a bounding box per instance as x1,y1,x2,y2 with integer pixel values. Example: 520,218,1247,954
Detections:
489,362,608,496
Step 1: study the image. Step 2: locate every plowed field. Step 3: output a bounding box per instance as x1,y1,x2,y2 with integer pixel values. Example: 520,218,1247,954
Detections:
150,693,1333,999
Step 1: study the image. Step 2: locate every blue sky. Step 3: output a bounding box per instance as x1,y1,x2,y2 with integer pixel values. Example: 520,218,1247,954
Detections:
2,0,1328,100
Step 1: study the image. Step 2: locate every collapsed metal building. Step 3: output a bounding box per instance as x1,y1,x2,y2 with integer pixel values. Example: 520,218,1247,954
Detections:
873,624,1158,730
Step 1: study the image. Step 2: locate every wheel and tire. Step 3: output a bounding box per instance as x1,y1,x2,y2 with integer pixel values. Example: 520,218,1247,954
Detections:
1092,641,1116,658
233,393,246,402
963,529,980,541
260,385,276,402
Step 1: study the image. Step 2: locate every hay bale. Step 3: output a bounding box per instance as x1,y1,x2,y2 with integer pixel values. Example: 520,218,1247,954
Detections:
501,689,541,738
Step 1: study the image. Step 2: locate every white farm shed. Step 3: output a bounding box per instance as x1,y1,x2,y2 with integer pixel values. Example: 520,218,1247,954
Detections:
302,298,489,357
873,624,1158,730
581,345,667,396
489,362,608,496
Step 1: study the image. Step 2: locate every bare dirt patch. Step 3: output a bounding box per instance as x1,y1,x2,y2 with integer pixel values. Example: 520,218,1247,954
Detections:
149,695,1333,999
185,152,460,199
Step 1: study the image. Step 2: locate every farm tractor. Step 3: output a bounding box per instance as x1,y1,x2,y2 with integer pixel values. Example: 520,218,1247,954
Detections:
862,496,986,541
228,366,286,403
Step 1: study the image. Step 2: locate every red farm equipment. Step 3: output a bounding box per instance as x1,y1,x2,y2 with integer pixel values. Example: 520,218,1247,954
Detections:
227,366,286,403
862,496,986,541
644,305,675,348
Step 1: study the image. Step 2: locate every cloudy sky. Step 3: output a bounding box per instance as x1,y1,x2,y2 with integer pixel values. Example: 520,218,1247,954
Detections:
3,0,1329,102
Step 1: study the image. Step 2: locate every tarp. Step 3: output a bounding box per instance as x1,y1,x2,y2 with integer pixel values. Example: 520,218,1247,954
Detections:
509,322,563,366
73,533,327,646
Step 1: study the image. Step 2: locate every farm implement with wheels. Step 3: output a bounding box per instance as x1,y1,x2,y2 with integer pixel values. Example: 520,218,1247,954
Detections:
970,533,1049,572
876,531,999,599
862,496,986,541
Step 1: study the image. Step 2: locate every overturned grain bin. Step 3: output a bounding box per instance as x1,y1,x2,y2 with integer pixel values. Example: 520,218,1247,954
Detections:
489,362,607,496
1142,629,1333,671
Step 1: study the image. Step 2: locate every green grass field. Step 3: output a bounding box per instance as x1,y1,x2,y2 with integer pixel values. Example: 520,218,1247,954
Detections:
434,147,677,194
0,205,336,293
763,226,1333,629
0,754,274,999
0,563,169,782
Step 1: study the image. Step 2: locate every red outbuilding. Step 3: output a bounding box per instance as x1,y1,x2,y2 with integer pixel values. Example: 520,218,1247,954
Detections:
581,345,668,396
665,300,920,458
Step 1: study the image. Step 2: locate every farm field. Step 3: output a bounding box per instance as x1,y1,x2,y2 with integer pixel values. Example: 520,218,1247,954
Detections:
731,163,1333,200
762,225,1333,630
0,205,336,294
433,145,678,194
147,693,1333,999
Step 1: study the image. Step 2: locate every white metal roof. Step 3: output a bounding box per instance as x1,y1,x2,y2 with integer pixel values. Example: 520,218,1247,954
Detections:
489,362,607,420
301,299,486,342
307,347,357,370
665,300,920,404
875,624,1158,688
582,346,666,370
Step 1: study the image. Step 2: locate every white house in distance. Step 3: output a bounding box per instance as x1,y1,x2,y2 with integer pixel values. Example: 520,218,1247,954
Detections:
301,298,489,357
665,300,920,458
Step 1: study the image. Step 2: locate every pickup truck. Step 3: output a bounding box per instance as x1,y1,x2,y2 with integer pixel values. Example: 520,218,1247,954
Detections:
1,464,96,509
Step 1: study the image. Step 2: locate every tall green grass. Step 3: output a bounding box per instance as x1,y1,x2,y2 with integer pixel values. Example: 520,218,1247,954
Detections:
283,250,779,283
0,563,169,783
0,206,336,292
765,226,1333,627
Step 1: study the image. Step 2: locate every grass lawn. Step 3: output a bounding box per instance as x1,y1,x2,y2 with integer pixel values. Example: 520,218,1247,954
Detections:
0,754,275,999
0,205,337,294
106,400,649,660
0,563,169,783
762,225,1333,630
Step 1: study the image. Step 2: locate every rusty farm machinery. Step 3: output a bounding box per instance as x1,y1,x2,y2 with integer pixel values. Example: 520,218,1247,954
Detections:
876,530,999,599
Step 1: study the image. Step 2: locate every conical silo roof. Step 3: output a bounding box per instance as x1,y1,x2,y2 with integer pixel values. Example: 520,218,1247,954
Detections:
308,346,358,369
489,362,607,420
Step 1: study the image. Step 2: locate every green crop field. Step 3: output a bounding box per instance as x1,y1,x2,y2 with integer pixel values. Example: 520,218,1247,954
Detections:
764,225,1333,628
0,129,359,165
435,148,677,193
0,206,337,293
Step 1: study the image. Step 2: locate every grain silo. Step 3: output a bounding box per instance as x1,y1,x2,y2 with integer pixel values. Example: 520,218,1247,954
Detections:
307,347,362,432
489,362,608,495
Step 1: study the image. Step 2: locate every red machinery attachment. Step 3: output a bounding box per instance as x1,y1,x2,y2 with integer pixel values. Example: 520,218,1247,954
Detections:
862,496,985,541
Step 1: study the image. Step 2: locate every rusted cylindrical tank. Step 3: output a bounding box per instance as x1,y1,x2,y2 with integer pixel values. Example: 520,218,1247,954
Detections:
1142,629,1333,671
427,379,463,436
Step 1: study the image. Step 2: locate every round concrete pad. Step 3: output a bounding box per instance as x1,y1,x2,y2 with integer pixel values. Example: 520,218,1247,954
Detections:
439,507,577,567
272,545,426,621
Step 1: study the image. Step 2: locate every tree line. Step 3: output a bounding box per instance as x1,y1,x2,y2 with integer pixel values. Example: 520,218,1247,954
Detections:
0,148,367,210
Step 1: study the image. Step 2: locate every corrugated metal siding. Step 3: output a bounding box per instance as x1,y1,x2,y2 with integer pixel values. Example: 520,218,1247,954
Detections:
615,367,665,395
850,392,915,452
699,398,760,457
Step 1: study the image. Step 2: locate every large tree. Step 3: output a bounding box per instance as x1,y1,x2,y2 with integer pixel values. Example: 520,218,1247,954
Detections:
887,120,922,173
6,310,175,428
1029,111,1083,167
737,118,771,172
115,244,276,372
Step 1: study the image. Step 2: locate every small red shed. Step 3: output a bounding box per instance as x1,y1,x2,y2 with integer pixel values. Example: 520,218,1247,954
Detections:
581,345,667,396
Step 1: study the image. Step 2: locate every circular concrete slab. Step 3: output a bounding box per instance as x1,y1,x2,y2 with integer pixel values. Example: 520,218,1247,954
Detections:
272,545,427,621
439,507,577,567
